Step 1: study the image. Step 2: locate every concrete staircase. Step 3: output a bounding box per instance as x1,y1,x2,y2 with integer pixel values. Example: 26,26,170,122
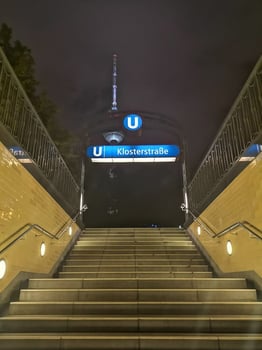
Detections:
1,227,262,349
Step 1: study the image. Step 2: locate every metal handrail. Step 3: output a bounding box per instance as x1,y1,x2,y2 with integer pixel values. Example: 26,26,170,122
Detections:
0,47,80,211
188,56,262,213
0,204,88,256
181,203,262,240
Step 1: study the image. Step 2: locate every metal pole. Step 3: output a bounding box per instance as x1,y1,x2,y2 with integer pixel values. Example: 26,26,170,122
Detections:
79,158,86,224
181,138,189,224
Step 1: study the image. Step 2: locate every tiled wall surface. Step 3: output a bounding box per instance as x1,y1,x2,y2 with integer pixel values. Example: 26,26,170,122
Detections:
0,141,79,295
189,152,262,278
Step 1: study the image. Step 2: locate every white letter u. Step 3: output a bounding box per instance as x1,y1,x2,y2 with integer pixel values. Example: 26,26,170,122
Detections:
93,146,103,157
127,116,139,130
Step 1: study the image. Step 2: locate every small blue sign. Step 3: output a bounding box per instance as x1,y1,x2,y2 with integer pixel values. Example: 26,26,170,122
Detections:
9,146,32,163
87,144,180,159
242,144,262,158
123,114,143,131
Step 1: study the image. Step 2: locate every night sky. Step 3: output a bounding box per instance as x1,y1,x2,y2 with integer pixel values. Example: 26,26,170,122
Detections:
0,0,262,227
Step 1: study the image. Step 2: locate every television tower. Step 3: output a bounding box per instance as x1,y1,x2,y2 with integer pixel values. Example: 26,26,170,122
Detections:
111,53,118,111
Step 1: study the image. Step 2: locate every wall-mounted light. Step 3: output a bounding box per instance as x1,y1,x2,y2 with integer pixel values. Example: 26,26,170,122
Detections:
103,131,124,144
226,240,233,256
0,259,7,279
197,226,201,236
68,226,72,236
40,242,46,257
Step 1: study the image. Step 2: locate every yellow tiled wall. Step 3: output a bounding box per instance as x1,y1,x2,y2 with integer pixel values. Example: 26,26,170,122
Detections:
189,152,262,278
0,141,80,298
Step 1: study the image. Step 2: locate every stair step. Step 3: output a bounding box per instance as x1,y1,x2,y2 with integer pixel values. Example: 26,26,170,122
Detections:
80,235,190,239
80,237,190,239
28,278,247,289
0,333,262,349
76,240,194,249
64,258,207,265
58,271,214,278
69,252,203,258
9,301,262,316
61,264,210,272
81,231,186,235
80,234,190,237
75,246,197,250
1,315,262,333
78,237,192,242
19,288,256,302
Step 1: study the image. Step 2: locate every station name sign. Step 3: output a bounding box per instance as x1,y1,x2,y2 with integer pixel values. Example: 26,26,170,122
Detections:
87,144,180,163
9,146,32,163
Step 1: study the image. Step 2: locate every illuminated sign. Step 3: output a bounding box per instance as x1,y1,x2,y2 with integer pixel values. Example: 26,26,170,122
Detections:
9,146,32,163
240,144,262,161
123,114,143,131
87,144,180,163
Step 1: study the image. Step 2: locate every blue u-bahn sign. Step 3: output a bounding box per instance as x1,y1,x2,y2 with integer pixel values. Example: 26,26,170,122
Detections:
87,144,180,163
123,114,143,131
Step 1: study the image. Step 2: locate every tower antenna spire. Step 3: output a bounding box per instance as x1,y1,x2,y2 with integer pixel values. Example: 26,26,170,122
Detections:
111,53,118,111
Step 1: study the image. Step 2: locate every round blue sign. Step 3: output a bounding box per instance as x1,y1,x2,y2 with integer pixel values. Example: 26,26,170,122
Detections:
123,114,143,131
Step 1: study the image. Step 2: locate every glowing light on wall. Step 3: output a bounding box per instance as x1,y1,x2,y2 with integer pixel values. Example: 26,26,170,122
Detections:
40,242,46,257
0,259,7,279
197,226,201,236
226,240,233,256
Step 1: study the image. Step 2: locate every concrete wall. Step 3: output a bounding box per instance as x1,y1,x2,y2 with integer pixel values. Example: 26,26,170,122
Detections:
189,152,262,287
0,141,80,304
